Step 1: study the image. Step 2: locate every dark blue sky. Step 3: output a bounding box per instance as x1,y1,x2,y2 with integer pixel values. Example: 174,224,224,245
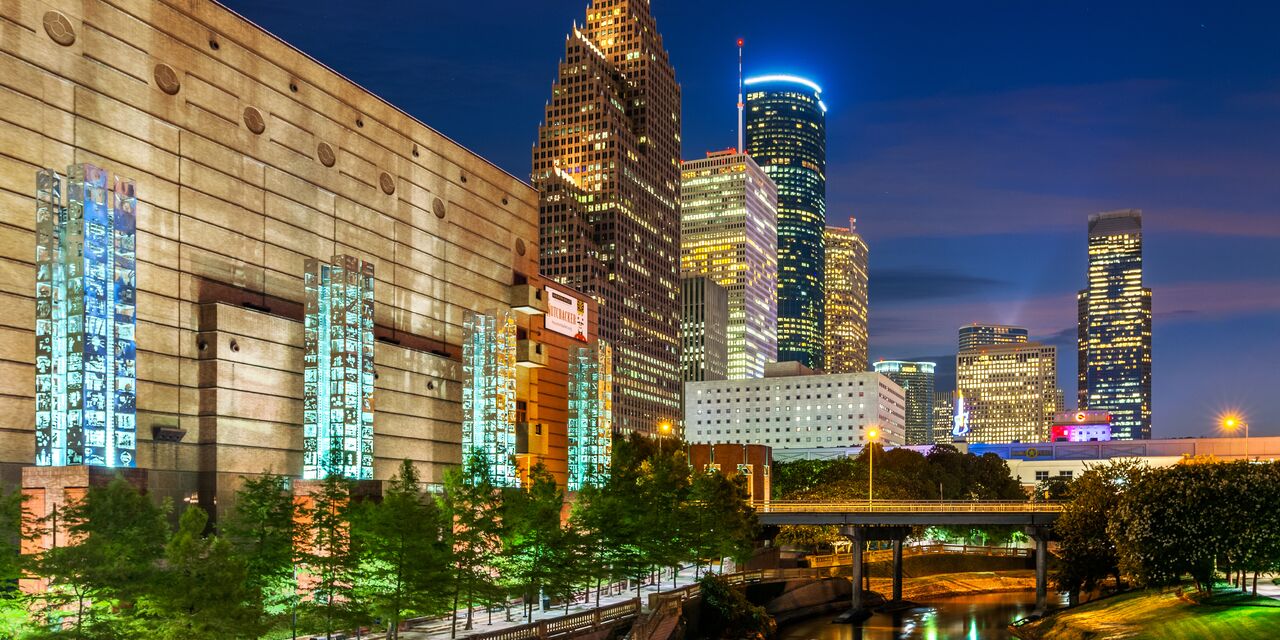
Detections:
223,1,1280,438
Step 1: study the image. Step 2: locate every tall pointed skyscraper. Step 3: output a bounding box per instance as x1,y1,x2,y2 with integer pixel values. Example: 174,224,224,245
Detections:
1078,210,1152,440
533,0,682,435
745,75,827,369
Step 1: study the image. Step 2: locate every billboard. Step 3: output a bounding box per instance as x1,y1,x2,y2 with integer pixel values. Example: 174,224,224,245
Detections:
545,287,588,341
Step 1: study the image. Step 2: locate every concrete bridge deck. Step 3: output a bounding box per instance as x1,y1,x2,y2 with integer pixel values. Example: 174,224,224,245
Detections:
752,500,1063,526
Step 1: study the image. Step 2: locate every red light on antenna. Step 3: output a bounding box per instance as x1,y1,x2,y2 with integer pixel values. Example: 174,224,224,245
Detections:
737,38,744,47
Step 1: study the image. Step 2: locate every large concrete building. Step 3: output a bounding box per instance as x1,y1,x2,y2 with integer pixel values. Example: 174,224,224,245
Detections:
824,219,869,373
1078,210,1152,440
684,365,906,449
745,75,826,370
0,0,603,518
680,275,729,383
680,150,778,380
533,0,683,436
956,342,1059,443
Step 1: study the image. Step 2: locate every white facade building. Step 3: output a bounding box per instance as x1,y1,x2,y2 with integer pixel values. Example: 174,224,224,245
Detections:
684,370,907,448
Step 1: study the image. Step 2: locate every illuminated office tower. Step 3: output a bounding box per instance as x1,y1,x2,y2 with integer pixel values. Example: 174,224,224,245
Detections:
956,342,1058,443
680,150,778,379
302,255,375,481
34,165,137,468
824,219,869,372
745,75,826,369
932,391,956,444
567,343,612,491
1078,210,1152,440
958,324,1028,352
873,361,935,445
462,311,520,487
681,275,730,382
533,0,682,435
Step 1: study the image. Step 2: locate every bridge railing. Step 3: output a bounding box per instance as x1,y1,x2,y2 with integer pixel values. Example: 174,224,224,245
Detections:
807,543,1034,568
752,500,1064,513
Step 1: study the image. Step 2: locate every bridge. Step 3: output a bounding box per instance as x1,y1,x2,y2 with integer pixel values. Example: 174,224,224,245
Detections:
752,500,1063,617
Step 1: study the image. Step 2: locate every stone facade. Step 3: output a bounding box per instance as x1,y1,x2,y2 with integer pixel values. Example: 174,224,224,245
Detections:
0,0,545,519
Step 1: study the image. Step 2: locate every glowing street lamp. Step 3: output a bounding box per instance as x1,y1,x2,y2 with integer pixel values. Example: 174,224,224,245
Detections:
866,427,879,507
1221,413,1250,461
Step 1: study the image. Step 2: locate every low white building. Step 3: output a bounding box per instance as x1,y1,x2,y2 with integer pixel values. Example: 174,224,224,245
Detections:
684,363,907,448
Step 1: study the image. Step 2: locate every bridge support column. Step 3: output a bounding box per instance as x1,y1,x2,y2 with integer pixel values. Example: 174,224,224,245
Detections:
846,526,866,612
1026,525,1051,616
891,537,904,602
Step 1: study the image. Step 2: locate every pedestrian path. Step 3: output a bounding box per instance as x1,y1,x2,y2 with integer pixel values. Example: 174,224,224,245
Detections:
386,565,715,639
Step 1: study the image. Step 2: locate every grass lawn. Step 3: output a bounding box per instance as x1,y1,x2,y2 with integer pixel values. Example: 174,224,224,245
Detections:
1016,587,1280,640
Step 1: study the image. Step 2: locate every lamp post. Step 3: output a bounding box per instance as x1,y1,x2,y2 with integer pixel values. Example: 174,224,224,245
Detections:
866,427,879,507
1222,414,1250,461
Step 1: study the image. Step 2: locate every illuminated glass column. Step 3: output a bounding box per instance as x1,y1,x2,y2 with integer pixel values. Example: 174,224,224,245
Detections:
567,341,613,491
461,310,519,487
34,164,137,468
302,255,375,480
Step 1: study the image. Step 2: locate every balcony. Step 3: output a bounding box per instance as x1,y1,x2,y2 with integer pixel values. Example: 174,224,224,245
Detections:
517,422,549,456
517,339,548,368
510,284,547,315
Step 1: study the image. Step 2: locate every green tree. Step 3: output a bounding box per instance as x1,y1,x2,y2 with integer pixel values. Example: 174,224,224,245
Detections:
295,475,363,639
0,486,30,637
351,460,451,639
567,482,619,607
139,506,259,639
222,474,297,631
1052,460,1143,600
501,463,565,621
31,476,170,638
638,445,692,589
684,471,757,576
442,454,505,636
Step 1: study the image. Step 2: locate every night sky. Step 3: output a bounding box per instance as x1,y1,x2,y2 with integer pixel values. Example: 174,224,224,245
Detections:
222,1,1280,439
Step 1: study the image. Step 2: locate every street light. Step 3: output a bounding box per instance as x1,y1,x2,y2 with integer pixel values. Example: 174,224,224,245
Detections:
866,427,879,507
1222,413,1250,461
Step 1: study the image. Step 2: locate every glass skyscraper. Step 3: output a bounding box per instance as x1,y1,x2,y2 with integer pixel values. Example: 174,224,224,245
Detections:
680,150,778,379
1078,210,1152,440
824,219,869,373
534,0,682,435
745,75,826,370
873,361,935,445
958,323,1028,352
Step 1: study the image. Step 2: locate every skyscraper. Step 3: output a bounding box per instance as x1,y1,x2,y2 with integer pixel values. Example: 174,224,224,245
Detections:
745,75,826,369
958,324,1029,352
533,0,682,435
1078,210,1152,440
932,391,957,445
873,361,935,445
680,276,730,383
681,150,778,379
824,219,869,372
956,342,1059,443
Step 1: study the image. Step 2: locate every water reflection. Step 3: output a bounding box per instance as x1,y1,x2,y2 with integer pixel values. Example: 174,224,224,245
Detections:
777,592,1062,640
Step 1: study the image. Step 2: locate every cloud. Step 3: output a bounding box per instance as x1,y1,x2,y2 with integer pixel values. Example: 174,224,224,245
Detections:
869,268,1009,302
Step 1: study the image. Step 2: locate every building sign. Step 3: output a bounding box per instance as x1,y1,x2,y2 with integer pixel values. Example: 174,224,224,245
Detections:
545,287,588,341
303,255,375,480
35,165,137,468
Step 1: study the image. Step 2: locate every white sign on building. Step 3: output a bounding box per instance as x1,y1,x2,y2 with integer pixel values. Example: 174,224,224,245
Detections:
545,287,588,341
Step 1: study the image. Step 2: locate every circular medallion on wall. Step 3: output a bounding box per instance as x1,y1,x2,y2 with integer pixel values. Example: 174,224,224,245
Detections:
515,238,527,256
43,11,76,46
433,197,446,219
243,106,265,134
317,142,336,167
154,64,181,95
379,172,396,195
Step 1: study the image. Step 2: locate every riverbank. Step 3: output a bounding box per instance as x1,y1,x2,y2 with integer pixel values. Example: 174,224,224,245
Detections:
877,569,1038,601
1011,588,1280,640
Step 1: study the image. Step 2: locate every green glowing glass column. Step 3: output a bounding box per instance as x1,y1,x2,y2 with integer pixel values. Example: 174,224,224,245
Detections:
461,310,519,487
567,341,612,491
303,255,375,480
34,164,137,468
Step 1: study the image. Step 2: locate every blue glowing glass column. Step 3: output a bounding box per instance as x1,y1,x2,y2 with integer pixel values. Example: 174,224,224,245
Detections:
461,310,519,487
567,341,612,491
303,255,375,480
34,164,137,468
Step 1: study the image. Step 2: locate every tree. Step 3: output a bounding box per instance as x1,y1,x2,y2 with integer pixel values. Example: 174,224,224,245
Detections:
351,460,451,639
1110,463,1223,592
295,475,363,639
638,445,692,589
684,471,757,576
31,476,170,638
1052,460,1143,600
222,473,297,632
695,573,775,640
567,482,619,607
0,486,30,637
501,463,566,621
442,454,505,637
139,506,259,639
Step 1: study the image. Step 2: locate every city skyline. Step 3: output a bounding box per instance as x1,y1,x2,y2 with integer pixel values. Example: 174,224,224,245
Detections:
218,1,1280,437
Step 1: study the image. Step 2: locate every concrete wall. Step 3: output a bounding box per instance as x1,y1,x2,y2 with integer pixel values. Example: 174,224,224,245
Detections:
0,0,540,513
